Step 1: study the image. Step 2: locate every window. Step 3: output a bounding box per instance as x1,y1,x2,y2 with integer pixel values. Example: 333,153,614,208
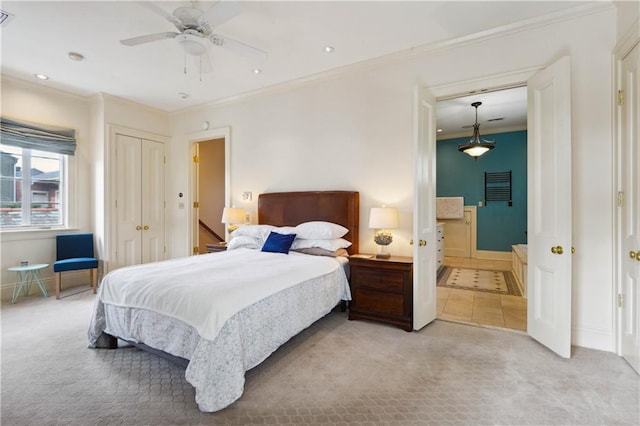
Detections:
0,145,65,228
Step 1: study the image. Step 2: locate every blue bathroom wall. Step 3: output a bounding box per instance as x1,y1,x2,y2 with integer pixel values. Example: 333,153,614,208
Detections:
436,130,527,252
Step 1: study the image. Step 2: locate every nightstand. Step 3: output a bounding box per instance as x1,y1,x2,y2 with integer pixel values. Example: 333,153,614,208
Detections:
348,255,413,331
206,243,227,253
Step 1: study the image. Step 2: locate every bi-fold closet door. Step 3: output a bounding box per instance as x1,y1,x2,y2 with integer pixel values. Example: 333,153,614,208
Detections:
115,133,165,268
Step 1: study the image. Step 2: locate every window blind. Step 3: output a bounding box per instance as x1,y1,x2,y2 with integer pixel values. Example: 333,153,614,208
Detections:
0,116,77,156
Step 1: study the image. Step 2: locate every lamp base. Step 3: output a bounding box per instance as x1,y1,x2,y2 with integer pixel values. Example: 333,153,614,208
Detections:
375,252,391,259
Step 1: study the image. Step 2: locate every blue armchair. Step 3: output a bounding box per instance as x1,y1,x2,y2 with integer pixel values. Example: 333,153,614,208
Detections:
53,233,99,299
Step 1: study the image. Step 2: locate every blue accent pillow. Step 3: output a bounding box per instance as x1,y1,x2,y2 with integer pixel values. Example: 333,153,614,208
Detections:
262,232,296,254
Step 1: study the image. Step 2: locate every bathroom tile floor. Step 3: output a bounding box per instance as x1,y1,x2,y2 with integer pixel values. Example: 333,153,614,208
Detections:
437,256,527,332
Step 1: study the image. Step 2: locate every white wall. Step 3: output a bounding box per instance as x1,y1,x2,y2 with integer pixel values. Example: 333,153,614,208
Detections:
0,77,93,299
170,8,618,351
615,1,639,41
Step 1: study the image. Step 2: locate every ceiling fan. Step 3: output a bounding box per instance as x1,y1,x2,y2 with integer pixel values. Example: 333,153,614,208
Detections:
120,1,267,74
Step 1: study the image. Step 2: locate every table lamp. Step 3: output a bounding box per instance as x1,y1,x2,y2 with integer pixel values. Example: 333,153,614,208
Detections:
221,207,245,233
369,206,398,259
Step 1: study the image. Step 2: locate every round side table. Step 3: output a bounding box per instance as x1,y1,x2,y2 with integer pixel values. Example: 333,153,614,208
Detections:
8,263,49,304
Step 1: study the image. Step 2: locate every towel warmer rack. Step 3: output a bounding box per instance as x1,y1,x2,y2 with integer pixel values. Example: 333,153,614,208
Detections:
485,171,512,206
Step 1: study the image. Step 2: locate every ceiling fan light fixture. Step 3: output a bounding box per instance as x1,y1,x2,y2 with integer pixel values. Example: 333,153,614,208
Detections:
458,101,495,158
178,32,207,56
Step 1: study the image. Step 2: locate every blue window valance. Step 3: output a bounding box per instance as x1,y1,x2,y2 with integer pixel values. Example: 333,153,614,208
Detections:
0,116,77,156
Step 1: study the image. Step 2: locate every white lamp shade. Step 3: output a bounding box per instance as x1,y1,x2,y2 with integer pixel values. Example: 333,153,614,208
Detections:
221,207,245,224
369,207,398,229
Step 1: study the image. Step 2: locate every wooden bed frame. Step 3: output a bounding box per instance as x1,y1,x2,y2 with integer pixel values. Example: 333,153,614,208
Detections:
258,190,360,254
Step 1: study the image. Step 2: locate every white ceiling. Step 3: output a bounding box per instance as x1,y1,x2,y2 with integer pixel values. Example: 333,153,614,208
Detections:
436,86,528,139
2,0,590,124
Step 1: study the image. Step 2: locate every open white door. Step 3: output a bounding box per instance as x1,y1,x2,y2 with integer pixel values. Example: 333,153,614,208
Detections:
527,56,573,358
191,142,201,255
619,42,640,374
413,85,438,330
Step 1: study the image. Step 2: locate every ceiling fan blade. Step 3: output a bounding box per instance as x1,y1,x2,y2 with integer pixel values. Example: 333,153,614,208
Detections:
198,1,241,30
209,34,267,62
120,32,179,46
136,1,183,28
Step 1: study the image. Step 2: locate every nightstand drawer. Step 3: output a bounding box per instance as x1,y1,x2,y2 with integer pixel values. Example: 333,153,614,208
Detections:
354,288,404,316
353,268,404,293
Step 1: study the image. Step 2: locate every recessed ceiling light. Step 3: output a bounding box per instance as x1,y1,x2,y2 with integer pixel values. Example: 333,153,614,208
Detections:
35,74,49,80
252,68,262,74
323,46,334,53
68,52,85,62
178,92,189,99
437,128,443,133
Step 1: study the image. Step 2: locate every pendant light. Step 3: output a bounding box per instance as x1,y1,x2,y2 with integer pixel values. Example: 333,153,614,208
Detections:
458,101,495,158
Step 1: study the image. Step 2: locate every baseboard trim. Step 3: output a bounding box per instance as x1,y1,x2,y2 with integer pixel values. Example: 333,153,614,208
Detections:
572,326,613,352
475,250,512,261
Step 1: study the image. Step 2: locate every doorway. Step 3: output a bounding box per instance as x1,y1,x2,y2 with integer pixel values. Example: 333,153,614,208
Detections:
195,139,225,254
434,86,528,332
189,126,231,257
420,57,574,359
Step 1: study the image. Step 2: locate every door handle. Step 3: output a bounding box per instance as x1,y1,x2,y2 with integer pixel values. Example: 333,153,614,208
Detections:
419,240,427,247
409,239,413,245
136,225,142,231
631,251,640,261
143,225,149,230
551,245,563,255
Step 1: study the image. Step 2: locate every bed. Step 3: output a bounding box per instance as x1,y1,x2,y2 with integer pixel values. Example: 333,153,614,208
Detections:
88,190,359,412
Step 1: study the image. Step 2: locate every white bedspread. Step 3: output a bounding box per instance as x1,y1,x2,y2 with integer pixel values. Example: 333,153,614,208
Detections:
99,248,348,341
88,249,350,412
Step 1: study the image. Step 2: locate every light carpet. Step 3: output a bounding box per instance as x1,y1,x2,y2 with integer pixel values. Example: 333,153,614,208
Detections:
438,266,521,296
1,290,638,425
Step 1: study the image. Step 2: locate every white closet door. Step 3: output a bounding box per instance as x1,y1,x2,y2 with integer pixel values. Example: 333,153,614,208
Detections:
114,134,165,269
115,134,143,268
620,42,640,374
141,139,165,264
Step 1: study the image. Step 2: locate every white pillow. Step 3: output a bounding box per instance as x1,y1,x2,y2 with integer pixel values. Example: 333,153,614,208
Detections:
227,235,262,251
291,238,352,251
295,221,348,240
275,226,297,235
232,225,275,240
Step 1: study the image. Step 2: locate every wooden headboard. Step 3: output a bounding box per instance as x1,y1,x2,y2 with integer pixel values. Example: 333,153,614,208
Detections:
258,191,359,254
